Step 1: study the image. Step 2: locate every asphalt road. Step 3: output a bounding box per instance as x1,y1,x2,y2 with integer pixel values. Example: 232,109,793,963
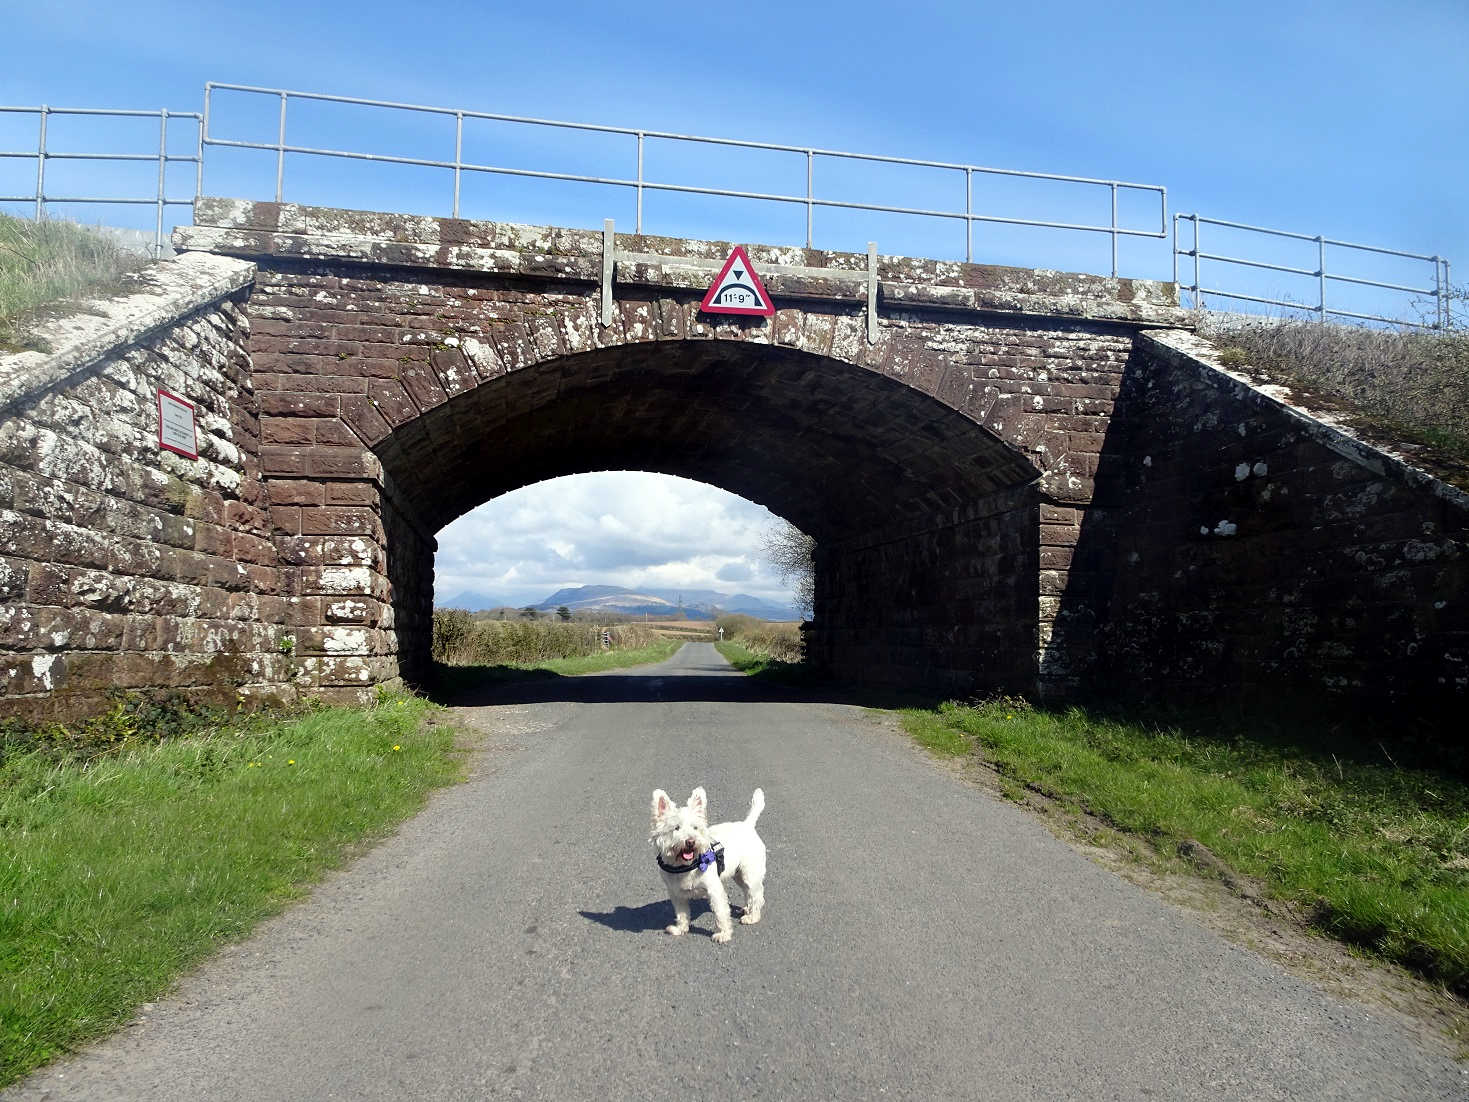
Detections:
9,643,1465,1100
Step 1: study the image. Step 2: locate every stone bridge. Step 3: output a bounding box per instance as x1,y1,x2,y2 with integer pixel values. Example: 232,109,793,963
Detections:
0,198,1464,722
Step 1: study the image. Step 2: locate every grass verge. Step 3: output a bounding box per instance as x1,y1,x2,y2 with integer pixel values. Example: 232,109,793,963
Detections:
0,214,147,352
430,639,680,696
713,640,813,683
0,692,463,1087
899,697,1469,996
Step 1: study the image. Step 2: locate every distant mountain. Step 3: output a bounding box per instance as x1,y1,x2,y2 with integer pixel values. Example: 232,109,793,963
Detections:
437,589,507,611
532,584,800,622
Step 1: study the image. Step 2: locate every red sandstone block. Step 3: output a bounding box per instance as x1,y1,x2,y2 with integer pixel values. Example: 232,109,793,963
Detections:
263,373,368,396
306,448,381,480
300,506,382,539
264,478,324,508
364,383,420,432
324,482,381,508
1040,523,1082,548
261,446,308,476
339,396,392,447
261,416,317,445
336,357,408,380
233,532,278,567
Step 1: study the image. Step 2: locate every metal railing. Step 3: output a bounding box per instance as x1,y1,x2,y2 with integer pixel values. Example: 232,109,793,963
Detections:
0,83,1456,328
199,82,1167,276
0,106,202,257
1174,213,1452,329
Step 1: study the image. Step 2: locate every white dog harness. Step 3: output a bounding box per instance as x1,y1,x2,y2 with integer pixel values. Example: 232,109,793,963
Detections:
657,841,725,876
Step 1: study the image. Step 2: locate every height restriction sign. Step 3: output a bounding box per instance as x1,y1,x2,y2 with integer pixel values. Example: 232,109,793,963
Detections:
699,246,774,317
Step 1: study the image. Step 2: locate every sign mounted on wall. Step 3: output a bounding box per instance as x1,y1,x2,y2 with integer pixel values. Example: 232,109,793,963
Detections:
699,246,775,317
157,389,199,459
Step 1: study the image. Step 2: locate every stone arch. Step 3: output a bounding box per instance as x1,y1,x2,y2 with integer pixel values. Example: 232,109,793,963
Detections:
358,339,1044,692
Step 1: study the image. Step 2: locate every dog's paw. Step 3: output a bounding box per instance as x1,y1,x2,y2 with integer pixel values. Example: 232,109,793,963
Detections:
665,924,686,936
711,928,732,944
739,912,761,925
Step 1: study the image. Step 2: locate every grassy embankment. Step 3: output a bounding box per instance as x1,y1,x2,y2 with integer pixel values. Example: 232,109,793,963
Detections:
0,692,464,1087
900,696,1469,999
711,614,806,678
1198,307,1469,487
0,213,146,352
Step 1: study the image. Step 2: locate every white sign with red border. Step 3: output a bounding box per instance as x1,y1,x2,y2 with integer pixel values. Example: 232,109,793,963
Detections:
699,245,775,317
157,389,199,459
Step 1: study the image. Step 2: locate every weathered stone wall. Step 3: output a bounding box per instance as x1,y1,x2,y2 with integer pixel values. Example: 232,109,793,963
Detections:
0,254,299,720
1067,330,1469,718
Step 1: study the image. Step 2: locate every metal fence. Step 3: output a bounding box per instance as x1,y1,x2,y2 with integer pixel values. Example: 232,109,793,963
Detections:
0,83,1456,328
0,105,202,257
198,82,1167,276
1174,213,1452,330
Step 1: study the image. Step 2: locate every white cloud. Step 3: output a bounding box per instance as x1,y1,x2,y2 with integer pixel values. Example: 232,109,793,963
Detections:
434,471,797,608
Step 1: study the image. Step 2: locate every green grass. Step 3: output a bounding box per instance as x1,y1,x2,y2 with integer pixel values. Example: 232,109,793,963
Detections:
0,214,146,351
430,639,680,696
714,640,810,682
900,697,1469,995
0,692,463,1087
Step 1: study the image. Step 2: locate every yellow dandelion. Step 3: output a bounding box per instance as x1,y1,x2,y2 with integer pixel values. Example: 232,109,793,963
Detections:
288,759,295,765
393,745,401,752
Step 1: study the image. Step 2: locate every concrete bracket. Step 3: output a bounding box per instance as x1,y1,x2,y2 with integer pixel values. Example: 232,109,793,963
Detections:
601,219,615,328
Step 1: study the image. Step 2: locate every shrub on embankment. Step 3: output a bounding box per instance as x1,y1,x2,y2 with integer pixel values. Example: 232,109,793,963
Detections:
1199,308,1469,478
431,609,661,666
715,614,803,664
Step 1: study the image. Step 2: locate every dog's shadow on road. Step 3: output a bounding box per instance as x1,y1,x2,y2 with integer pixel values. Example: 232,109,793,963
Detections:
580,899,718,936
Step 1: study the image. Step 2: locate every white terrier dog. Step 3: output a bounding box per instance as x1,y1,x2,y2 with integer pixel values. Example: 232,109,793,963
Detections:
649,786,766,943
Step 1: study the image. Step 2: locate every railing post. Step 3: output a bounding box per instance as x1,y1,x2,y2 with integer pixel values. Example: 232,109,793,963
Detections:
805,150,814,249
452,111,463,218
1444,258,1454,329
155,109,169,257
635,131,644,234
275,91,287,202
1110,182,1118,277
34,105,48,219
1193,215,1201,311
1171,212,1179,291
1317,235,1327,322
196,88,208,205
965,167,973,263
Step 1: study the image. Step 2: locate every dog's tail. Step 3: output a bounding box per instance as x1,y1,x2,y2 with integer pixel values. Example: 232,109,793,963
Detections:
745,787,765,826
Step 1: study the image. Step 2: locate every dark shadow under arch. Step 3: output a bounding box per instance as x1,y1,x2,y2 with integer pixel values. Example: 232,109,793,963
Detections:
373,340,1043,695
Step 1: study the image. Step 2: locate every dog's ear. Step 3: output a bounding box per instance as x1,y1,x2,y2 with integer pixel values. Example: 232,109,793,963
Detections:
651,789,675,827
687,786,707,821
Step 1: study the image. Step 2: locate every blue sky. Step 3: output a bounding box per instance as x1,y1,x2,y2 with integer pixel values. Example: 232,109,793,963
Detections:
4,0,1464,607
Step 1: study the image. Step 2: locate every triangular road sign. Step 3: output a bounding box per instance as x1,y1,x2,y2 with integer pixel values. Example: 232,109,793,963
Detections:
699,245,775,317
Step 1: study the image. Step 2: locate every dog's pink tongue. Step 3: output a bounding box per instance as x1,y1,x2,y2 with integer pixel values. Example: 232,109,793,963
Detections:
680,846,697,861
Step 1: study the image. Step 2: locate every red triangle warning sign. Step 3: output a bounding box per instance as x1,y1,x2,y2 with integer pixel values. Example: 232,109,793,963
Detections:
699,245,775,317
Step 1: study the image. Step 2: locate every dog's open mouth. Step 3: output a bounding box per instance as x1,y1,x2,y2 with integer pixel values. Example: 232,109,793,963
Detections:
678,842,699,863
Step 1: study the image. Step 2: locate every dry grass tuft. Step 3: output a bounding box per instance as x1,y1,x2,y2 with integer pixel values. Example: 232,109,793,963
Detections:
1196,306,1469,480
0,213,147,351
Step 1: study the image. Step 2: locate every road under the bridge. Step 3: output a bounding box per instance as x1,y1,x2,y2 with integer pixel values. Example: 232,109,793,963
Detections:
6,645,1461,1101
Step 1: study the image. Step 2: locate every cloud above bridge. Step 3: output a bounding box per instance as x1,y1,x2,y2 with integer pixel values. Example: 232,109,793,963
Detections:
433,472,798,609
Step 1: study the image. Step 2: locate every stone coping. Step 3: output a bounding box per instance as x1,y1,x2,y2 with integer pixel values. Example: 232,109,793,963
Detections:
176,197,1186,328
0,252,257,417
1141,329,1469,513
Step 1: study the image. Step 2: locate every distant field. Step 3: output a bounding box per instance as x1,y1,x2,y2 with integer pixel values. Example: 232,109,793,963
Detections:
640,619,718,640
